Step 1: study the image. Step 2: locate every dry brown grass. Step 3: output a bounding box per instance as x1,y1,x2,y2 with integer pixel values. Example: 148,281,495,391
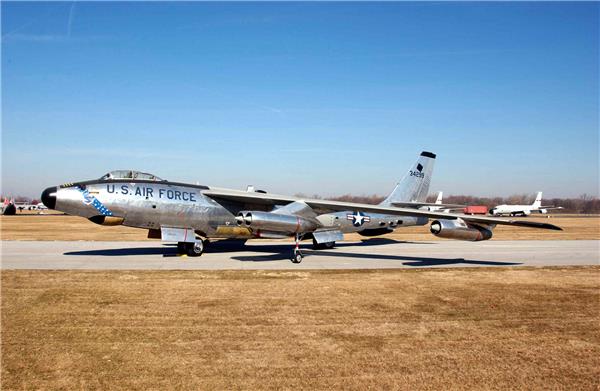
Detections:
1,214,149,241
2,267,599,390
1,214,598,241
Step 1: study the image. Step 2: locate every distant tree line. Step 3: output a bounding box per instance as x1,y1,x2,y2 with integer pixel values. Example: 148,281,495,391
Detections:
1,196,41,204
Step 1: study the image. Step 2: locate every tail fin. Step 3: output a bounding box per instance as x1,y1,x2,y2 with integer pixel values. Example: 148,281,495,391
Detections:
380,151,436,205
532,192,542,208
435,191,443,205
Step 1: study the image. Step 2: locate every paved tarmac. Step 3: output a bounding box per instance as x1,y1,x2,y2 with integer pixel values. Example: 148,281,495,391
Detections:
1,239,598,270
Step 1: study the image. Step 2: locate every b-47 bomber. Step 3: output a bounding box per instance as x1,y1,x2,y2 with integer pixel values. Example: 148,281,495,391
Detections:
41,152,561,263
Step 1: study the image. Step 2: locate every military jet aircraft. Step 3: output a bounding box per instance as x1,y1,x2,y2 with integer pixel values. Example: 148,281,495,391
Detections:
41,152,561,263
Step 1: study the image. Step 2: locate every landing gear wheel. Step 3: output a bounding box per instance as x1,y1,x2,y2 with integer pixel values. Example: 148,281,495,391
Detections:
185,240,204,257
292,252,303,264
312,239,335,250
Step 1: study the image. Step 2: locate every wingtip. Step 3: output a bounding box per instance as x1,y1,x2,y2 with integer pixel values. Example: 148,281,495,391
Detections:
516,222,563,231
539,222,563,231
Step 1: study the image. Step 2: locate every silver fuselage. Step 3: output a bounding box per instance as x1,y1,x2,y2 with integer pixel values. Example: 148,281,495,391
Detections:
52,179,427,238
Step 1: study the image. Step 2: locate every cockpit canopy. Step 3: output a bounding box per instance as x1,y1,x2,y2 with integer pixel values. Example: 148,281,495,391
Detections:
100,170,164,181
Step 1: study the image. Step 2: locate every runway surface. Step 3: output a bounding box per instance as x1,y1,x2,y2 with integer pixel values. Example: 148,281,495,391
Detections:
1,239,598,270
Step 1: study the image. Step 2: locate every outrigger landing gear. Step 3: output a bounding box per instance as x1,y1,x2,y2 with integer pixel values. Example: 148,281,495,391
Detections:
291,233,303,263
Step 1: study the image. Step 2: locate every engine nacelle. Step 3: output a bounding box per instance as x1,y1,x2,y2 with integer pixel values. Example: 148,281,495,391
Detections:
89,215,124,226
236,211,318,233
430,219,493,241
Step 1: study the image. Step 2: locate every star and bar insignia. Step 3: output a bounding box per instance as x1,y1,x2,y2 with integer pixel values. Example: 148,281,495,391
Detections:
347,211,371,227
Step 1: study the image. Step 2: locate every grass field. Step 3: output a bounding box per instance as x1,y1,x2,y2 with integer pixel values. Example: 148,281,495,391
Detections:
2,267,599,390
1,214,598,241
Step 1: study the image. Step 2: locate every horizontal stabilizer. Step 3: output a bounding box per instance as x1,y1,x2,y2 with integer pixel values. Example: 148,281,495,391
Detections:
391,201,465,209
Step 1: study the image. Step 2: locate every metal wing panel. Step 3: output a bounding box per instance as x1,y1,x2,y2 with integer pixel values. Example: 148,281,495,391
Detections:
304,199,562,230
203,189,298,205
202,189,562,231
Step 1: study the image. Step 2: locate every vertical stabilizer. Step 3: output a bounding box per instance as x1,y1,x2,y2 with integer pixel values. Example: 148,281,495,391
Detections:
435,191,443,205
380,151,436,205
532,192,543,208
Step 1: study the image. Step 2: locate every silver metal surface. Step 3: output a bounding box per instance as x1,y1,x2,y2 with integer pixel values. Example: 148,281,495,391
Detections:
312,229,344,244
430,219,493,241
160,227,196,243
237,211,319,233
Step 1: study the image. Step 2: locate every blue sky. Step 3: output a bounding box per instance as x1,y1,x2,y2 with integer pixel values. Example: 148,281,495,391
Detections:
2,2,598,198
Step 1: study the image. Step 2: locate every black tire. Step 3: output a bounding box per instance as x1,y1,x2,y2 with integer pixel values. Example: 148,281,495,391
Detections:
291,252,303,264
186,241,204,257
313,239,323,250
312,239,335,250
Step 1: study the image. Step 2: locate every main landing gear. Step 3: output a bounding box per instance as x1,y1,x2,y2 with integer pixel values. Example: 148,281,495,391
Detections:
177,239,208,257
290,234,336,263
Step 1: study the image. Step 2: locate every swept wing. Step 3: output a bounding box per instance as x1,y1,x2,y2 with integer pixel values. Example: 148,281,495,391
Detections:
203,189,562,231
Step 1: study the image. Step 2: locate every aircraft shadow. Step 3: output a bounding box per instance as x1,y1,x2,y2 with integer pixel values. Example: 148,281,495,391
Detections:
63,239,522,267
207,238,430,253
62,238,424,257
65,247,176,256
231,250,522,267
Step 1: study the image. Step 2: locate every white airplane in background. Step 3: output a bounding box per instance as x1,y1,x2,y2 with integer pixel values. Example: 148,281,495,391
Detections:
489,192,563,216
430,191,447,212
432,191,443,208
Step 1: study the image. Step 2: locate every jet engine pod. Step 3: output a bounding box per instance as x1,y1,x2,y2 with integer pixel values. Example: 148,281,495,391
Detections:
236,211,318,233
89,215,125,226
430,219,492,241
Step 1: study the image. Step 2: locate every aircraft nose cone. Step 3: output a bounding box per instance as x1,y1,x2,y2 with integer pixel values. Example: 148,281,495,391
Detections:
41,186,57,209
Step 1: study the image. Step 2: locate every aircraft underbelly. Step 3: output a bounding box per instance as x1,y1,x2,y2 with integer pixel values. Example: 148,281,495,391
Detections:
325,212,426,234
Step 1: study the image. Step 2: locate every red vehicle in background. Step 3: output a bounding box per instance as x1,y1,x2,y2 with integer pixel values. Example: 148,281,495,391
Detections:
463,206,489,215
